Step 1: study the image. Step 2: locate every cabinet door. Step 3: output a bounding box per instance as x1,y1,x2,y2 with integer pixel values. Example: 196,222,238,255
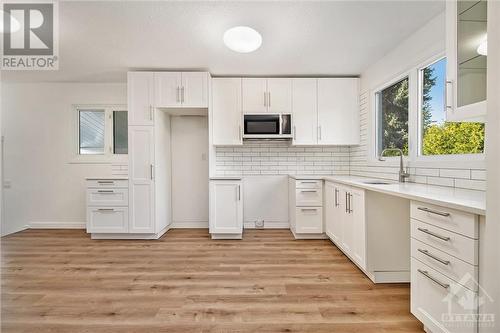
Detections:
296,207,323,234
267,78,292,114
154,72,182,108
292,78,317,145
340,187,354,254
209,181,243,234
182,72,209,108
445,0,487,122
87,207,128,233
317,78,359,145
242,78,267,113
128,72,154,126
212,78,242,145
325,182,343,245
128,126,155,233
350,187,366,269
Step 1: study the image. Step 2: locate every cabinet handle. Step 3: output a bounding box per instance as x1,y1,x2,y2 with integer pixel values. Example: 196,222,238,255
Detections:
349,193,353,213
97,190,114,193
268,92,271,107
301,208,318,212
417,227,450,241
97,208,114,212
149,106,154,121
445,80,453,110
417,206,450,217
345,192,349,213
417,269,449,289
176,86,180,103
334,188,339,207
293,126,296,140
417,249,450,266
300,190,317,193
263,92,267,107
300,181,317,184
150,164,154,180
97,181,114,185
239,125,242,141
181,86,185,103
318,126,322,140
237,185,241,201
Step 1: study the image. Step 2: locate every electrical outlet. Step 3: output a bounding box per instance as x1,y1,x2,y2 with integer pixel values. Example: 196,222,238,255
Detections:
255,220,264,229
3,180,11,189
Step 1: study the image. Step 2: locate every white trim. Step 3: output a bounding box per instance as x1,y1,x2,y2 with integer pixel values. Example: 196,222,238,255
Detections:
70,104,128,164
91,226,170,240
29,221,85,229
367,52,485,169
170,221,208,229
1,224,29,237
243,220,290,229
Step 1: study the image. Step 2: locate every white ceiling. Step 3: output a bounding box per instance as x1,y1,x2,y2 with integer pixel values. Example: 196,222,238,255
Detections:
2,1,445,83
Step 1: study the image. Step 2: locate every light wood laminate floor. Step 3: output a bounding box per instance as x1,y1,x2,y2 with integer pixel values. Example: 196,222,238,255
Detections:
1,229,423,333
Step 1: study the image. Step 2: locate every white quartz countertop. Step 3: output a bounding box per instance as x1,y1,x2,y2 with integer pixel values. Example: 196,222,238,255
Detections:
291,175,486,215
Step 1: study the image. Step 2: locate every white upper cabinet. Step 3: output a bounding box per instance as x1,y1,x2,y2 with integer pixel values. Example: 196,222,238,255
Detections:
128,72,154,126
154,72,209,108
317,78,359,145
292,78,317,145
212,78,242,145
267,78,292,114
154,72,182,108
445,0,487,122
181,72,209,108
242,78,268,113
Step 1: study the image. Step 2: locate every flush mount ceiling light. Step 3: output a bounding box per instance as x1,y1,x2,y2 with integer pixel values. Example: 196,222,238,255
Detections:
477,39,487,56
223,26,262,53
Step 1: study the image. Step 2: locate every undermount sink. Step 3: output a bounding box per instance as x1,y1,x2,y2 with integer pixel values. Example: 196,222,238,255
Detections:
361,180,393,185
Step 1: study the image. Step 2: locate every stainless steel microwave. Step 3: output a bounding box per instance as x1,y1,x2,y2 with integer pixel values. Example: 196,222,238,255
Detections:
243,114,292,139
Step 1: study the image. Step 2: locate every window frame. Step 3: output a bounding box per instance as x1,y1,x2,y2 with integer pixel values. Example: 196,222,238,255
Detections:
71,104,128,164
369,53,485,169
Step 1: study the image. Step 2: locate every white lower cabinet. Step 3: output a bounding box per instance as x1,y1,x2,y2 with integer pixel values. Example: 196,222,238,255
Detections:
410,201,480,333
209,179,243,239
86,178,129,234
289,178,324,239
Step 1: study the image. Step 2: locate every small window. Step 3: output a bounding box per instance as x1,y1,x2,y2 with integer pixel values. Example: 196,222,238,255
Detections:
75,106,127,160
113,111,128,154
419,58,485,156
376,77,409,156
79,110,105,155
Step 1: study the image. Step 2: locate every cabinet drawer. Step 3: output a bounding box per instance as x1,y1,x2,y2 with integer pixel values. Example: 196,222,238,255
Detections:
87,207,128,233
296,188,323,206
411,219,478,265
411,238,478,291
87,179,128,189
411,258,477,333
87,188,128,206
295,180,322,189
411,201,478,239
295,207,323,234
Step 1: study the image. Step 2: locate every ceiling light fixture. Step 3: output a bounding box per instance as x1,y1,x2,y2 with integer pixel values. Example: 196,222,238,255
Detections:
477,39,487,56
223,26,262,53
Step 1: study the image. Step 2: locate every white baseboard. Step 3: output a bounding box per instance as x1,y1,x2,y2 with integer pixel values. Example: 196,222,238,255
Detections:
1,224,29,236
91,225,170,240
244,220,290,229
29,221,85,229
170,221,208,229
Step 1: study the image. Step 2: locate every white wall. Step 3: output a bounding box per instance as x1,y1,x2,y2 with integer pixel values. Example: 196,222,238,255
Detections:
351,12,486,191
1,83,126,235
171,116,209,228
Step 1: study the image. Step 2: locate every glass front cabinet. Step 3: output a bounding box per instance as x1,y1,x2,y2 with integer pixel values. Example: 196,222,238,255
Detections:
446,0,488,122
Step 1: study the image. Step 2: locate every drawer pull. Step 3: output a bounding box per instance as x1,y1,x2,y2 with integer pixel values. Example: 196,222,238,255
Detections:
417,206,450,217
97,190,114,193
417,227,451,241
97,208,115,212
300,190,318,193
417,269,450,289
301,208,318,211
97,181,114,184
418,248,450,265
300,181,317,184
